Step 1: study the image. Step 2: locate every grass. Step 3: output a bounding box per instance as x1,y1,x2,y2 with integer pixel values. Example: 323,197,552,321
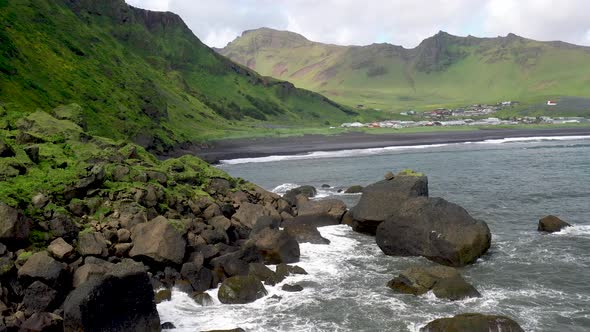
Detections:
220,28,590,114
0,0,362,151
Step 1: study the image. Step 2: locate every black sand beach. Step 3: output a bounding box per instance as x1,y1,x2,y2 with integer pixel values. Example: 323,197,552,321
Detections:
187,127,590,163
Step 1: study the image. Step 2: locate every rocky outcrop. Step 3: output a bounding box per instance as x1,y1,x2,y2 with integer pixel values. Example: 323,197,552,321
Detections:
297,199,347,222
421,313,525,332
248,228,300,264
538,215,571,233
129,216,187,265
350,174,428,234
218,275,268,304
376,197,491,267
64,260,160,332
284,223,330,244
388,265,480,300
17,251,69,289
283,185,317,206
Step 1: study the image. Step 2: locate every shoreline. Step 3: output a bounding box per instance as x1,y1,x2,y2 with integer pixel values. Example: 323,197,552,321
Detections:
187,127,590,163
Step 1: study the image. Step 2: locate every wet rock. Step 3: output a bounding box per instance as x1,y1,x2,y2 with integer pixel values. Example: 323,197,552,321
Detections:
129,216,187,265
190,292,214,306
432,275,481,300
181,262,213,292
282,284,303,292
78,231,108,257
218,275,267,304
20,312,63,332
201,329,245,332
344,185,363,194
0,202,31,245
154,289,172,304
387,265,480,300
283,224,330,244
538,215,571,233
161,322,176,329
210,245,262,278
248,263,277,285
283,186,317,205
248,228,300,264
146,171,167,185
297,199,347,221
18,251,68,289
420,313,525,332
282,214,340,228
250,216,280,236
376,197,491,267
64,260,160,332
47,237,74,261
351,175,428,234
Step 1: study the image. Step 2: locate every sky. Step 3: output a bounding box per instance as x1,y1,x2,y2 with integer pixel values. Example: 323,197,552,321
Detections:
126,0,590,49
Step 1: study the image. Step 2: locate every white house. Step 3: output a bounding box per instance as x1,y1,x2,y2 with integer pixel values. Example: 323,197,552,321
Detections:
547,100,558,106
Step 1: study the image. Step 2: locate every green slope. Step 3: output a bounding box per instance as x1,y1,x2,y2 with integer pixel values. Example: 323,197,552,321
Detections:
219,28,590,111
0,0,362,153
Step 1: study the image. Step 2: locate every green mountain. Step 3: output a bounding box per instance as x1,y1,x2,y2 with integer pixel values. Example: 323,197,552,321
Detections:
219,28,590,110
0,0,360,154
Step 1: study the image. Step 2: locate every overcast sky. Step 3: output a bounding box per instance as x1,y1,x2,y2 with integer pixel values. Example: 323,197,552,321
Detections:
126,0,590,48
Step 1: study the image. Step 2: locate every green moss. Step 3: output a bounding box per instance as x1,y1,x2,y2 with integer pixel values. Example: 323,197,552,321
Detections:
168,219,187,233
29,229,51,246
16,250,34,264
397,169,425,177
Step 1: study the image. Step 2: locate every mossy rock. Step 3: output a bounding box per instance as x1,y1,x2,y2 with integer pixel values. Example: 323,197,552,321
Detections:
397,169,425,177
218,275,267,304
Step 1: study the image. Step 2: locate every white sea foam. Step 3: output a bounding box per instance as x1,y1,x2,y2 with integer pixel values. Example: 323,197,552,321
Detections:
553,224,590,237
219,144,449,164
271,183,301,195
219,135,590,164
475,135,590,145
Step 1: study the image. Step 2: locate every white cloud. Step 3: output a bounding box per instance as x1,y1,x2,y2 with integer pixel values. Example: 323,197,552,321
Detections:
126,0,590,48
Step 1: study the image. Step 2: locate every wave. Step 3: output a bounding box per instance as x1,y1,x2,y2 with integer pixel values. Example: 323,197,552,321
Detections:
219,135,590,165
473,135,590,145
220,144,450,165
552,224,590,237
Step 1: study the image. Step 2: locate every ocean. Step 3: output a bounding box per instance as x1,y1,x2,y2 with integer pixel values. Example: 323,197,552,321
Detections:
158,136,590,331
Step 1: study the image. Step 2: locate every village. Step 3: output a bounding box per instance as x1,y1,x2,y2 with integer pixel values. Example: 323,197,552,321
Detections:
341,100,590,129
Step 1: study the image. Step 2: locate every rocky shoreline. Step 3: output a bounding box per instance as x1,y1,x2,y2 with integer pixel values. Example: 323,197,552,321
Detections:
0,106,565,331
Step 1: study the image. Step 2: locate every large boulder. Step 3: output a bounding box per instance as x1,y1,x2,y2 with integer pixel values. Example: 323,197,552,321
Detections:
218,275,267,304
78,231,108,257
180,262,213,292
210,245,262,278
20,312,63,332
420,313,525,332
64,260,160,332
232,202,278,229
376,197,491,267
17,251,69,289
0,202,31,246
248,228,300,264
283,186,317,206
129,216,187,265
284,224,330,244
297,199,347,221
350,175,428,234
538,215,571,233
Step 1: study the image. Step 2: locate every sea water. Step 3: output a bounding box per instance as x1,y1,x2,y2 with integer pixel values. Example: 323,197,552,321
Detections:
158,136,590,331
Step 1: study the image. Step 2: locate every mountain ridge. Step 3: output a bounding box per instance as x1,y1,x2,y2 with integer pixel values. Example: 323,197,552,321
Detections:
219,27,590,109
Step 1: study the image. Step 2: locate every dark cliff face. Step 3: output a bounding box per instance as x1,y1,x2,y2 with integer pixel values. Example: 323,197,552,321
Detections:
411,31,467,73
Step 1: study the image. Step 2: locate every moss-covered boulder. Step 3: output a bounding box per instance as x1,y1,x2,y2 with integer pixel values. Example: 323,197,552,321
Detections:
421,313,524,332
218,275,267,304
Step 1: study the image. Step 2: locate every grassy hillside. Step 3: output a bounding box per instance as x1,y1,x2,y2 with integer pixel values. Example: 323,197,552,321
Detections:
0,0,366,153
219,28,590,112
